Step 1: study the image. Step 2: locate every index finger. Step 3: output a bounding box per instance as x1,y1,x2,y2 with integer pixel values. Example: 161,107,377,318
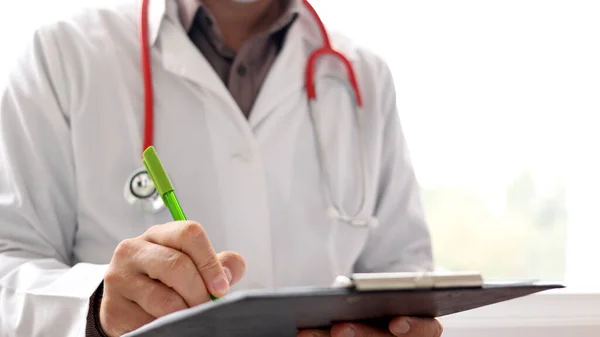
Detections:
389,317,443,337
331,323,393,337
142,221,231,298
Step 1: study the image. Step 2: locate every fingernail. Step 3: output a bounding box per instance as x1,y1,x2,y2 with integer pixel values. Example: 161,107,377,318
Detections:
340,326,355,337
223,267,232,284
391,318,411,335
212,273,230,295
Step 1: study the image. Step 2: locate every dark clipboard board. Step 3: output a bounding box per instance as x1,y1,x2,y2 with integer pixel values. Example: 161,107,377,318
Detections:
124,273,563,337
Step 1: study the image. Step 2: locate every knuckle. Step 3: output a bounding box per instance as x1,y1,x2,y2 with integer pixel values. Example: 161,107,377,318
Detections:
114,238,138,259
103,269,123,286
145,224,161,236
181,221,207,241
219,251,246,270
219,250,243,263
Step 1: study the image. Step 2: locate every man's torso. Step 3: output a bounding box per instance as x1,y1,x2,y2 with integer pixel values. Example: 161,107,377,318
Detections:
39,0,390,290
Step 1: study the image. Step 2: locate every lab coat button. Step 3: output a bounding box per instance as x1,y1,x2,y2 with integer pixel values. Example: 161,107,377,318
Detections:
233,150,254,163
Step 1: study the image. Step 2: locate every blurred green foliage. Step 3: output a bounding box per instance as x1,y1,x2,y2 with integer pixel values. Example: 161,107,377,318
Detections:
423,171,567,281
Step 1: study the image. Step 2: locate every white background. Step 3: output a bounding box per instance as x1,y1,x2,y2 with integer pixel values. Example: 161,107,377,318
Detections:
1,0,600,334
310,0,600,288
1,0,599,286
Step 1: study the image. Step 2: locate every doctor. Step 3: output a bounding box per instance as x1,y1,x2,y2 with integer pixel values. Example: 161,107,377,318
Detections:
0,0,440,336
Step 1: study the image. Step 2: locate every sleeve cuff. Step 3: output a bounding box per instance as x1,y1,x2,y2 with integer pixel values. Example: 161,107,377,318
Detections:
85,281,109,337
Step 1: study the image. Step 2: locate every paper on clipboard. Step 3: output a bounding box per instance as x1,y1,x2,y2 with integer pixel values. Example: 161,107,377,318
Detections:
346,271,484,290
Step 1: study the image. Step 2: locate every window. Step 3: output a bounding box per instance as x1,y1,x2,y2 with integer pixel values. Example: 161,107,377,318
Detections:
311,0,600,286
1,0,599,287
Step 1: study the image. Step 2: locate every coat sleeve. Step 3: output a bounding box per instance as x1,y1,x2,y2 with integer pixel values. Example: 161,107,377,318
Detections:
0,25,107,336
353,60,435,273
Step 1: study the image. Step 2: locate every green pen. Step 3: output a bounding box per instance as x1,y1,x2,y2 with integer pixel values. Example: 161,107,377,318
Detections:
142,146,219,301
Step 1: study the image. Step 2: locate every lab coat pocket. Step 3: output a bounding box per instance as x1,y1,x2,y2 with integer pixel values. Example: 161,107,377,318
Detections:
326,208,376,277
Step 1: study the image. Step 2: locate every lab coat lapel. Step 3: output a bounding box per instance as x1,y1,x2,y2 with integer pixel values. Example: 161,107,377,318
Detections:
154,0,245,125
248,13,320,129
144,0,165,46
157,23,235,104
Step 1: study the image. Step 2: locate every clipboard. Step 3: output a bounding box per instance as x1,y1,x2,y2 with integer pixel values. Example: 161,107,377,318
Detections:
124,271,563,337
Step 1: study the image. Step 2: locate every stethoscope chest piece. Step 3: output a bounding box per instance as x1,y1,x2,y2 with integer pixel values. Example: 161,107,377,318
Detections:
124,167,165,213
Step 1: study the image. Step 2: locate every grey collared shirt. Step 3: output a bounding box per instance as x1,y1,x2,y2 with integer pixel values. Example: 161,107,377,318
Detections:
178,0,300,117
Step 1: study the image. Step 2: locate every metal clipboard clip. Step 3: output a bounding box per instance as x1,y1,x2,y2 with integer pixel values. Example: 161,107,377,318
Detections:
332,271,484,291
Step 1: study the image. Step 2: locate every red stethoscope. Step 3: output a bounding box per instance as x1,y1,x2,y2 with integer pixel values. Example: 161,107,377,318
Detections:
125,0,372,227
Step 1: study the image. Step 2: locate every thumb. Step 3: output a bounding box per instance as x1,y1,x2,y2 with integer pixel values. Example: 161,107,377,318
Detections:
217,251,246,287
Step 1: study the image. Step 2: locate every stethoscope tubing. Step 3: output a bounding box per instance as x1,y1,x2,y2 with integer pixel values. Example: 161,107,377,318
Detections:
128,0,371,225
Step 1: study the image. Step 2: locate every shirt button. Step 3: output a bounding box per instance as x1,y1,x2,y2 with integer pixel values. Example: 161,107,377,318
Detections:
236,64,248,77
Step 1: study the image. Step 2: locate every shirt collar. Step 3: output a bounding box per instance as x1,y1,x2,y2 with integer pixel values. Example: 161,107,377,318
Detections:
176,0,200,31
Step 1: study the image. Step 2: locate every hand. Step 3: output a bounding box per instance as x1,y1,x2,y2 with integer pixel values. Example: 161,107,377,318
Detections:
99,221,246,337
298,317,443,337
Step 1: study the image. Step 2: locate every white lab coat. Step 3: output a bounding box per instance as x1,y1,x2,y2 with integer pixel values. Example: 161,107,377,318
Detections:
0,0,433,336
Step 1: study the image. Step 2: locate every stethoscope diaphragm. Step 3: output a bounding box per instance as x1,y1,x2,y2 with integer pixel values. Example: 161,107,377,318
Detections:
124,167,165,213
